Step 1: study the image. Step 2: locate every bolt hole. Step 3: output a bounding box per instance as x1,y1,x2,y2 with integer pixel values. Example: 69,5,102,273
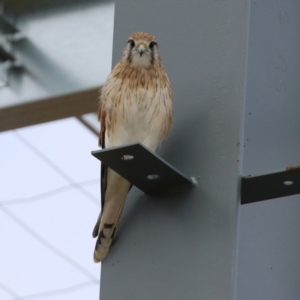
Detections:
121,154,134,161
283,181,294,186
147,174,160,180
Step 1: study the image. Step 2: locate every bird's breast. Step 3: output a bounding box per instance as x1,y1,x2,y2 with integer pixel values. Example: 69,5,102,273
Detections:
103,71,172,149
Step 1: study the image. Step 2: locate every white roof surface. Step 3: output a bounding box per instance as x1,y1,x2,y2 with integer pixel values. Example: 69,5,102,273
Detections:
1,118,102,300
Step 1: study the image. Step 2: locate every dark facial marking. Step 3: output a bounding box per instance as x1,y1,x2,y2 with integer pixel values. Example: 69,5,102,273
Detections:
128,39,135,48
149,41,157,49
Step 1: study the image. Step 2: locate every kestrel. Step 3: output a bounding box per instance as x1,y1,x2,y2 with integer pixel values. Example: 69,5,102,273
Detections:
92,32,173,262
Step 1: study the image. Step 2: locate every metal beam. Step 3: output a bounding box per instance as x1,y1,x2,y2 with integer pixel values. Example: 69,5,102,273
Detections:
76,114,99,137
100,0,247,299
0,87,100,132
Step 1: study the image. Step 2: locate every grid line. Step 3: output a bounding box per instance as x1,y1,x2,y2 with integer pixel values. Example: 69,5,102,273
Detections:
5,280,98,300
13,131,99,206
0,204,98,281
0,281,22,299
0,179,100,206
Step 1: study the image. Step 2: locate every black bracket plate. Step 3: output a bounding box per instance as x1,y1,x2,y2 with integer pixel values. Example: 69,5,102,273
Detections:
91,143,195,194
241,166,300,204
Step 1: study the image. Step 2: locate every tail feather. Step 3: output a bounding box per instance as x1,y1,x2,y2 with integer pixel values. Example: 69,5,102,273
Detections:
93,168,130,262
93,200,125,262
92,212,101,238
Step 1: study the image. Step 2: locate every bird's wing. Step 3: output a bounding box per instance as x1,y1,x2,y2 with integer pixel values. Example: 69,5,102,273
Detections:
98,99,107,210
93,84,131,262
92,99,107,238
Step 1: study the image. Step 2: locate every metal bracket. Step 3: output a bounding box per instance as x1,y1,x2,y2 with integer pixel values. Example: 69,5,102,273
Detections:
241,166,300,204
91,143,196,194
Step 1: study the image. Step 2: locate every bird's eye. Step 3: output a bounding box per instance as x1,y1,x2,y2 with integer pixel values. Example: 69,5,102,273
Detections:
149,41,157,49
128,39,135,48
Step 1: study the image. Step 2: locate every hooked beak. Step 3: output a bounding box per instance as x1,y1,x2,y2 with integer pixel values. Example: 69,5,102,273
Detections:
137,43,146,56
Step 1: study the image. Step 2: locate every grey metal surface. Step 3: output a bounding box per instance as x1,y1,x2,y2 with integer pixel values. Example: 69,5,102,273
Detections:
236,1,300,299
92,143,194,194
241,166,300,204
100,0,248,299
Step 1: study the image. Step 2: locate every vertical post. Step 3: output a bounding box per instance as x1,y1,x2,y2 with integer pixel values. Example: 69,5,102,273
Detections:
236,1,300,299
100,1,248,299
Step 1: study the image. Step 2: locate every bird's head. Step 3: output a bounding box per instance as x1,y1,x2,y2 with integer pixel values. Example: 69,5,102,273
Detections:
122,32,160,68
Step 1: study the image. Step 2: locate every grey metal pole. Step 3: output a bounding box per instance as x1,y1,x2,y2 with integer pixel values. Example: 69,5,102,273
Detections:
236,1,300,299
100,1,248,299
